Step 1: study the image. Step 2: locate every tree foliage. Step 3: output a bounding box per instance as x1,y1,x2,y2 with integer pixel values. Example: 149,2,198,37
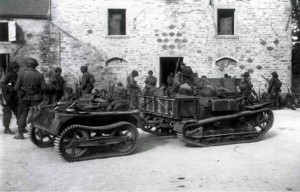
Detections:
292,0,300,74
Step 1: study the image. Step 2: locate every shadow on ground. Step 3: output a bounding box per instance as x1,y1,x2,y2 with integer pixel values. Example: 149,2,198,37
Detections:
135,132,176,153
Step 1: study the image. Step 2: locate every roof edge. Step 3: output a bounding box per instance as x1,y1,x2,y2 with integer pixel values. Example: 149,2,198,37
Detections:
0,14,50,20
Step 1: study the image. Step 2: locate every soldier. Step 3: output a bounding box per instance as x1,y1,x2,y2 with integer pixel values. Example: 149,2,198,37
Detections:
144,70,157,96
100,89,108,100
51,67,65,101
167,72,174,87
155,84,167,97
107,82,128,111
268,71,282,109
239,72,257,105
14,58,45,140
0,62,20,134
126,70,141,109
80,66,95,95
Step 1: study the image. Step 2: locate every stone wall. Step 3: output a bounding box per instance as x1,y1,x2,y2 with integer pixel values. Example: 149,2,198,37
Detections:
1,0,292,94
0,19,59,80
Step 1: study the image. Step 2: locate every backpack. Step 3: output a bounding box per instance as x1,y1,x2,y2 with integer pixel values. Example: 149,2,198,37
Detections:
89,74,95,85
275,79,282,88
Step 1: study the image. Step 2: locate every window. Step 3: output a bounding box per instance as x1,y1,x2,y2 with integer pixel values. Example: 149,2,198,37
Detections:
0,23,9,41
108,9,126,35
0,21,16,42
217,9,235,35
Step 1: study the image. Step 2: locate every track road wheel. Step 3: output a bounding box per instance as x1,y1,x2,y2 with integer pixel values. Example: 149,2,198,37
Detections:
111,124,138,153
256,110,274,130
29,126,55,148
55,126,90,162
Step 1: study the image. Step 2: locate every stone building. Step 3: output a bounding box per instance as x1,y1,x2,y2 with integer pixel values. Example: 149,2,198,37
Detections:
0,0,292,93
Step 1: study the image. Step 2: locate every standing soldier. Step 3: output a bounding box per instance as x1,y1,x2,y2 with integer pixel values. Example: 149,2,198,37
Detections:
80,66,95,95
239,72,257,105
51,67,65,101
126,70,140,109
0,62,20,134
144,70,157,96
268,71,282,109
14,58,45,140
167,72,174,87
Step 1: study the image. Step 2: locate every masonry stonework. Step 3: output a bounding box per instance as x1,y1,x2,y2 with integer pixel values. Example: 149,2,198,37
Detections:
1,0,292,94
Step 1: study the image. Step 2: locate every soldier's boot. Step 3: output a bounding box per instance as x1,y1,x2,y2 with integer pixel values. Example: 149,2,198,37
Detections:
4,127,15,135
14,131,25,140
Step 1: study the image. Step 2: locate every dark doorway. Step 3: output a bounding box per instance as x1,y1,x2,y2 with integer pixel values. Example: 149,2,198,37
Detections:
0,54,9,74
160,57,183,86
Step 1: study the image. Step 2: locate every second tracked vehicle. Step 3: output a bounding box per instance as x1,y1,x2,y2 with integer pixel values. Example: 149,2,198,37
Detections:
140,94,274,147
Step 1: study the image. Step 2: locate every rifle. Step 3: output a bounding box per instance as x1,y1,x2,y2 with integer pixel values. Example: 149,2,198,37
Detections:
261,75,269,83
244,78,257,97
262,75,274,99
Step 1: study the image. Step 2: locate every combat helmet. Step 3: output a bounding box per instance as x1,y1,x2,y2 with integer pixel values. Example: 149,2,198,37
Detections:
8,62,19,71
271,71,278,78
132,70,138,77
26,58,39,68
243,72,250,78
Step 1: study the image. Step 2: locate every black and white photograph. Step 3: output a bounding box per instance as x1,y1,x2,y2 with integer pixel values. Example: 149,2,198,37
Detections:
0,0,300,191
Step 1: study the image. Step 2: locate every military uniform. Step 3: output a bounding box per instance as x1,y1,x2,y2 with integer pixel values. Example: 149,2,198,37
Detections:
14,58,45,139
239,72,256,105
144,71,157,96
167,73,174,87
126,70,141,109
0,62,19,134
107,84,128,111
82,72,95,95
268,72,282,109
51,69,65,101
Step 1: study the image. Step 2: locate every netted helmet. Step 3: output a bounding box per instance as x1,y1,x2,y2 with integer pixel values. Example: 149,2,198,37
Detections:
243,72,250,78
148,70,153,75
132,70,138,76
26,58,39,68
271,71,278,78
80,66,88,73
55,67,62,73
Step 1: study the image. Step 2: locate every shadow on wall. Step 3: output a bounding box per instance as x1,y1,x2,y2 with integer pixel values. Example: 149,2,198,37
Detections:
13,24,26,57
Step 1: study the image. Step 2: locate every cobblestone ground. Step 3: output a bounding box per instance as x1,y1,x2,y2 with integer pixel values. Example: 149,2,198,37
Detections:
0,108,300,191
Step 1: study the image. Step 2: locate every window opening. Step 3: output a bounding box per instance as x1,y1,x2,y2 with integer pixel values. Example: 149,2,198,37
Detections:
217,9,235,35
108,9,126,35
0,23,9,41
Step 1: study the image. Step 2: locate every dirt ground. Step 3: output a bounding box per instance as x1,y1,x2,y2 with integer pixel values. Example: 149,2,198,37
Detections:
0,109,300,191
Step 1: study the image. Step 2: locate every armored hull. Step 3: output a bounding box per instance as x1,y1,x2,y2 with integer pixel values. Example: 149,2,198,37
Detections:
140,95,274,147
29,104,140,162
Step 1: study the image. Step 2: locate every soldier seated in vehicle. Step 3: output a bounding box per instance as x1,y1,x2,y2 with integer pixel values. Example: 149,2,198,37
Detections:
99,89,108,100
106,82,129,111
155,84,168,97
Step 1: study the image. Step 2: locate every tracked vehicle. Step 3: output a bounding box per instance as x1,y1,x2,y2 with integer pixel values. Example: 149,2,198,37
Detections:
29,102,140,162
140,94,274,147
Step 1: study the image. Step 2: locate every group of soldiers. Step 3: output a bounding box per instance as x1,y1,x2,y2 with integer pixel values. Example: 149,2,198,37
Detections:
239,71,283,109
0,58,96,140
0,58,290,140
